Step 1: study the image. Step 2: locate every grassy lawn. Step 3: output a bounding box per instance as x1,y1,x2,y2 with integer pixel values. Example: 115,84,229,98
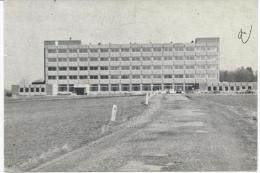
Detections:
5,96,147,170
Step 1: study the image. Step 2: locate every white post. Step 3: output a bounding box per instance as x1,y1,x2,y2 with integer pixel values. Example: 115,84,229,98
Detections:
111,104,117,121
145,93,149,105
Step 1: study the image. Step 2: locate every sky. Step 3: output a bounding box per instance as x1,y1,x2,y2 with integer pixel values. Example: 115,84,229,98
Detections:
4,0,258,89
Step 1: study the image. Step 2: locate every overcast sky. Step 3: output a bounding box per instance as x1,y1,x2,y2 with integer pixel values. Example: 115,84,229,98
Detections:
4,0,257,89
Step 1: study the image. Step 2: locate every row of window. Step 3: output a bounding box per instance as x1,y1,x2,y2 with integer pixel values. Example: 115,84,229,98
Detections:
48,65,217,71
48,74,217,80
48,46,217,54
58,83,185,92
19,87,45,93
47,55,217,62
208,85,252,91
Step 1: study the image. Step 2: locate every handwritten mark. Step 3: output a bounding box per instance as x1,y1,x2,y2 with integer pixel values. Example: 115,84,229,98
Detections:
238,25,252,44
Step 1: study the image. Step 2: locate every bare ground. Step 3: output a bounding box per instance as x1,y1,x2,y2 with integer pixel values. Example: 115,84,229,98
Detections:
28,94,257,172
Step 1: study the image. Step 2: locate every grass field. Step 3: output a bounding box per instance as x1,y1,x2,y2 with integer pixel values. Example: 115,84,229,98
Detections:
4,96,147,170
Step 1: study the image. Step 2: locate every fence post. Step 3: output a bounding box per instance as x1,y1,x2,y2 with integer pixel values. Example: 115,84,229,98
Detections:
145,93,149,105
111,104,117,121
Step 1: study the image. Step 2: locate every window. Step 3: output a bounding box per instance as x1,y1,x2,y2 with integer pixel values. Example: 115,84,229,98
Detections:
48,67,56,71
196,55,206,60
208,74,217,78
79,66,88,71
142,47,151,52
48,49,56,53
142,84,151,91
163,65,172,70
207,65,217,70
164,47,172,51
153,84,162,91
100,75,109,79
143,75,151,79
197,65,206,69
248,86,252,90
58,58,67,62
69,58,77,62
79,75,88,79
132,48,140,52
36,88,40,92
174,74,183,78
100,84,109,91
121,48,129,52
121,66,130,70
132,84,140,91
186,56,194,60
110,66,120,70
132,75,140,79
153,65,161,70
132,57,141,61
121,84,130,91
111,84,119,91
69,66,77,71
142,66,151,70
48,76,56,80
121,57,130,61
69,75,77,79
196,74,205,78
58,84,67,92
242,86,246,89
236,86,240,90
59,76,67,80
90,49,98,53
175,65,183,69
153,57,162,61
208,86,211,91
219,86,223,91
69,49,77,53
79,57,88,62
90,84,98,91
111,48,119,52
164,57,172,61
225,86,229,91
41,88,45,92
48,58,57,62
153,48,161,52
164,74,172,78
58,49,67,53
90,75,98,79
121,75,129,79
68,84,74,92
100,66,109,70
100,57,109,61
143,57,151,61
20,88,23,92
89,57,98,61
90,66,98,70
111,75,119,79
59,67,67,71
132,66,140,70
79,48,88,53
175,47,183,51
153,74,162,78
230,86,234,91
185,65,194,69
185,74,194,78
100,48,108,52
110,57,119,61
186,47,194,51
175,56,183,60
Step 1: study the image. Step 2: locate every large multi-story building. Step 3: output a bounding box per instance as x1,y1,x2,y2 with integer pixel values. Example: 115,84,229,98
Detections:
43,37,220,95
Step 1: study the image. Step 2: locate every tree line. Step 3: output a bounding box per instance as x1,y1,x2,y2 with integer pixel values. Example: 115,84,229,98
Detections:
220,67,257,82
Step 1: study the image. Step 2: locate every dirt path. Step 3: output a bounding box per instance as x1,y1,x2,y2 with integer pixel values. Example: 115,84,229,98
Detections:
30,94,257,172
